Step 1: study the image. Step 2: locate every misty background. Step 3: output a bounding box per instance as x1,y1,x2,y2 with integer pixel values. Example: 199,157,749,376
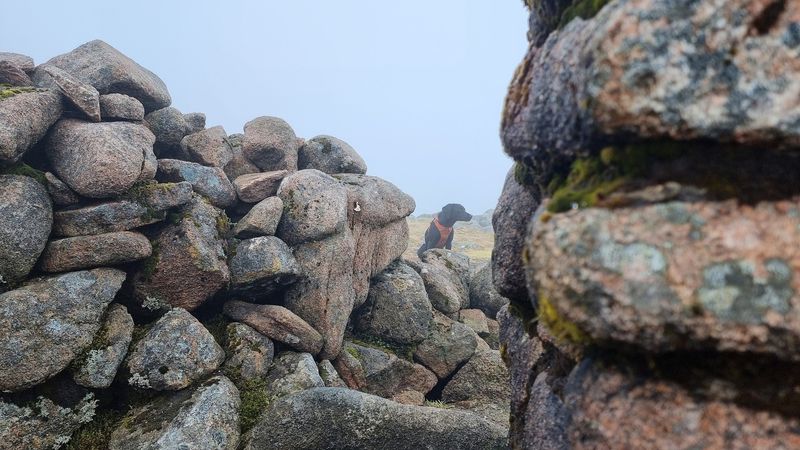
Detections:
1,1,528,215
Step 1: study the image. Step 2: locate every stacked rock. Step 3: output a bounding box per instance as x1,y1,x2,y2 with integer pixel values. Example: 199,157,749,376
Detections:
497,1,800,448
0,40,510,450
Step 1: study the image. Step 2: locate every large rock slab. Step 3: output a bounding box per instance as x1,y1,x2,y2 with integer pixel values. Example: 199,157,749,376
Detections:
46,119,156,198
233,170,289,204
157,159,236,208
413,312,478,379
298,135,367,174
109,375,240,450
126,308,225,390
284,231,356,360
351,218,410,308
530,198,800,360
224,301,323,355
52,181,192,237
133,195,230,311
42,64,101,122
354,261,433,345
243,116,298,171
246,388,509,450
43,39,171,112
233,196,283,238
0,88,62,164
39,231,152,273
0,175,52,288
223,322,274,382
264,352,324,399
72,303,134,389
180,126,233,168
0,268,126,392
100,93,145,121
228,237,301,300
0,392,97,450
276,169,348,245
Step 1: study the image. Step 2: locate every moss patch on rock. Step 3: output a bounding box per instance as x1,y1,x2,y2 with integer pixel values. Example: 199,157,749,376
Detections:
538,292,589,345
0,83,39,100
0,162,47,185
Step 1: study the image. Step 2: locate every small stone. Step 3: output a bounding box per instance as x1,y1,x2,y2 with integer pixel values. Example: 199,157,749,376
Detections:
276,169,348,246
0,392,97,450
99,93,145,121
224,322,274,382
42,65,101,122
223,133,260,181
39,231,152,273
243,116,299,171
223,301,323,355
233,170,289,204
318,360,347,388
233,196,283,238
72,303,134,389
145,106,190,153
265,352,324,399
298,135,367,174
442,348,510,405
0,175,52,287
459,309,490,336
157,159,236,208
44,171,80,206
228,237,302,300
180,125,233,168
183,112,206,133
414,311,478,379
0,89,62,165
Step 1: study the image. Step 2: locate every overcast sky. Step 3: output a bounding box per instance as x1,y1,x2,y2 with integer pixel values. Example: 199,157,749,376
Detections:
1,1,529,215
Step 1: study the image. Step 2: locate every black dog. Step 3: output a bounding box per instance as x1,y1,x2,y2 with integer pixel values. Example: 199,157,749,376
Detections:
417,204,473,258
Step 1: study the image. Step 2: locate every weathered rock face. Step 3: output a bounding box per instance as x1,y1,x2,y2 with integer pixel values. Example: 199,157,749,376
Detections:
223,322,275,382
99,93,145,121
180,126,233,168
0,268,126,392
243,116,299,172
0,88,62,164
52,181,192,237
109,375,240,450
345,342,437,401
72,303,134,389
0,392,97,450
246,388,509,450
228,237,301,300
0,53,34,72
0,60,32,86
184,112,206,133
318,360,347,388
233,170,289,204
146,106,190,154
354,261,433,345
41,65,101,122
442,347,510,406
276,169,348,245
44,39,171,112
39,231,152,273
157,158,236,208
133,195,230,311
0,175,52,288
223,301,323,355
298,135,367,175
126,308,225,391
531,198,800,360
413,312,478,379
46,119,156,198
265,352,324,399
469,263,509,319
411,250,471,317
233,196,283,238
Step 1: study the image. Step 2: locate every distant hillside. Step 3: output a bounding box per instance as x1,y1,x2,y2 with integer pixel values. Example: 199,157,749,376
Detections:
405,211,495,262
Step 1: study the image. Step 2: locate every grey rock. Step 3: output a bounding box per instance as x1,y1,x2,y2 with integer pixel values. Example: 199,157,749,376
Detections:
265,352,324,399
0,88,62,164
470,263,510,320
0,52,34,72
145,106,190,153
126,308,225,390
180,126,233,168
72,303,134,389
318,360,346,388
0,268,126,392
109,375,240,450
332,347,367,390
157,159,236,208
0,60,32,86
39,231,152,273
352,219,410,309
0,175,52,287
43,39,170,112
233,196,283,238
99,93,145,121
442,348,510,405
336,174,416,227
0,392,97,450
229,237,302,300
183,112,206,133
234,170,289,204
276,169,348,246
284,231,356,360
298,135,367,174
414,311,478,379
223,301,323,355
132,195,230,312
354,261,433,345
459,309,490,336
246,387,509,450
44,171,80,206
46,119,156,198
224,322,274,382
345,342,437,400
42,65,101,122
52,181,192,237
410,251,470,317
491,167,539,301
223,134,260,181
243,116,298,171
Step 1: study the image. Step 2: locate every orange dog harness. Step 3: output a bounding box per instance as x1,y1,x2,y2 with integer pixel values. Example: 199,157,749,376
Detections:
433,216,453,248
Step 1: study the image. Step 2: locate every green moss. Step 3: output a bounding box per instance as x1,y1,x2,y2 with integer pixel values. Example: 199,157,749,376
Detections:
201,314,230,348
349,334,416,362
1,163,47,185
513,162,536,187
346,346,361,360
216,213,231,236
424,400,454,409
0,84,38,100
538,292,590,345
65,410,124,450
558,0,610,28
237,378,271,433
140,242,160,282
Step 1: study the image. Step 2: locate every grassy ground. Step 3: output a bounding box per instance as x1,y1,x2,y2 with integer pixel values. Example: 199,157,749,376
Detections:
404,217,494,263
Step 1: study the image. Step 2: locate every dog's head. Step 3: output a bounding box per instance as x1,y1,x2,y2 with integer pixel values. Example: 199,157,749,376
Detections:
439,203,473,226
